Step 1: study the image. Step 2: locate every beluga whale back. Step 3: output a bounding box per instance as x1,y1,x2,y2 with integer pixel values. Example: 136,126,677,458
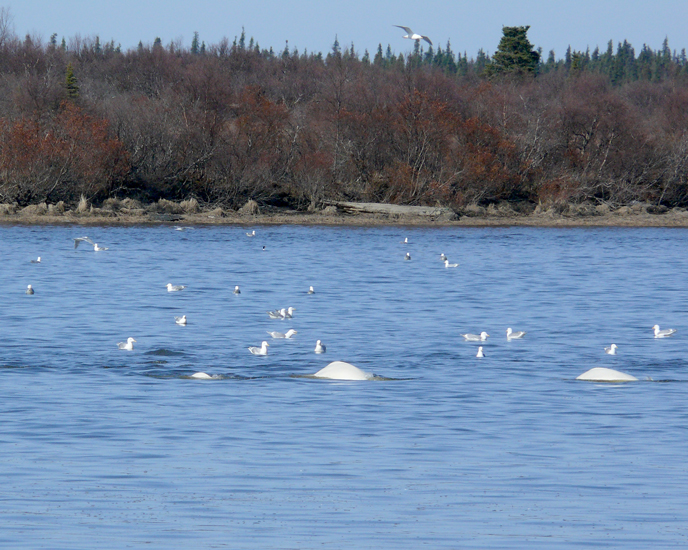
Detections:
313,361,372,381
576,367,638,382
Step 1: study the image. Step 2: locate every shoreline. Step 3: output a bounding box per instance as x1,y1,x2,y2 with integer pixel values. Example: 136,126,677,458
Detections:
2,204,688,228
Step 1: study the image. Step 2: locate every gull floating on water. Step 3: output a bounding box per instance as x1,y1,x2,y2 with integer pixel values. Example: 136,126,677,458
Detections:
267,307,293,320
73,236,94,249
401,237,408,243
94,243,109,251
308,286,315,294
248,341,269,355
440,253,447,261
31,257,41,263
117,337,136,351
652,324,676,338
506,328,526,340
444,259,459,268
314,340,327,353
166,283,186,292
233,285,241,294
604,344,618,355
25,284,34,295
246,230,255,237
405,253,411,260
267,329,297,339
175,315,187,325
462,331,489,342
476,346,485,358
577,367,637,382
394,25,432,45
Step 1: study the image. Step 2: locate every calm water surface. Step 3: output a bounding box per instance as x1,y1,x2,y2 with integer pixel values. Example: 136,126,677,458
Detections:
1,224,687,549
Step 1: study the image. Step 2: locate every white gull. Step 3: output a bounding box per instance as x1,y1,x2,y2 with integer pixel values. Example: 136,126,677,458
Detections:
652,324,676,338
73,236,94,249
267,329,297,339
461,331,489,342
314,340,327,353
394,25,432,45
506,328,526,340
117,337,136,351
604,344,618,355
166,283,186,292
248,341,269,356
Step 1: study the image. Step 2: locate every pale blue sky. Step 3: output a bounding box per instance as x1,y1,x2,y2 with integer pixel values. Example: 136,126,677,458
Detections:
9,0,688,58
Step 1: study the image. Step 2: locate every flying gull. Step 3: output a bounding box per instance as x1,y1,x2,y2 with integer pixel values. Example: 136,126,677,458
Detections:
394,25,432,46
74,236,94,249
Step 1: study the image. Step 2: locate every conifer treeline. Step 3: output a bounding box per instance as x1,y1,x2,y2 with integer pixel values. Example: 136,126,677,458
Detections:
1,25,688,209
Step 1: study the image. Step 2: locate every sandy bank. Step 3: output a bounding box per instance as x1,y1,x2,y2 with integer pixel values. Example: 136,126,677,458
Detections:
2,201,688,228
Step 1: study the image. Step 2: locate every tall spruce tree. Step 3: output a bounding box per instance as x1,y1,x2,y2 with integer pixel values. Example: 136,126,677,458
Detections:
65,62,79,100
486,25,540,77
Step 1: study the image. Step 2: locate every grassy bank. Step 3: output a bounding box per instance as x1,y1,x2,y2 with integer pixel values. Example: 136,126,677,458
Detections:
2,199,688,228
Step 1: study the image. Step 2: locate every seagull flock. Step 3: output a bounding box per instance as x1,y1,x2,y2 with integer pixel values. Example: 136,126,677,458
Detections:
23,230,678,381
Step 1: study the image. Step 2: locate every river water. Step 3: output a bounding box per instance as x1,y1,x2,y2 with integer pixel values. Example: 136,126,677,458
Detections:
1,224,687,549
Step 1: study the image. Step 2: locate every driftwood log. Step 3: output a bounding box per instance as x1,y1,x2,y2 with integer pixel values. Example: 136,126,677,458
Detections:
325,201,457,220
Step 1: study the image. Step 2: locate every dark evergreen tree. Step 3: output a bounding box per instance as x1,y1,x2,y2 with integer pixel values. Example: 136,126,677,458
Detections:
374,44,384,66
65,62,79,100
486,25,540,77
191,31,200,55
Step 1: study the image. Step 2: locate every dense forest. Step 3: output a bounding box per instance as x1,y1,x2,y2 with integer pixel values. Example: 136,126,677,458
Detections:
1,12,688,211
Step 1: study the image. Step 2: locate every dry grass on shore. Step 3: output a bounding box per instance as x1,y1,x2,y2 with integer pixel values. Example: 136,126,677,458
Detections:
2,199,688,228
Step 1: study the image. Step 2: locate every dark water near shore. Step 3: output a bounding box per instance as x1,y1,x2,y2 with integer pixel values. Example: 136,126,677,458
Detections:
1,224,688,549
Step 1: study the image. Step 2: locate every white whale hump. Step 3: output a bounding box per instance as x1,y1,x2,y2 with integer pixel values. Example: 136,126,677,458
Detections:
191,372,214,379
313,361,372,381
576,367,638,382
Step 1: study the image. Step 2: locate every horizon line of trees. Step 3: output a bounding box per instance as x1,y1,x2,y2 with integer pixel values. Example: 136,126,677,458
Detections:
0,9,687,210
